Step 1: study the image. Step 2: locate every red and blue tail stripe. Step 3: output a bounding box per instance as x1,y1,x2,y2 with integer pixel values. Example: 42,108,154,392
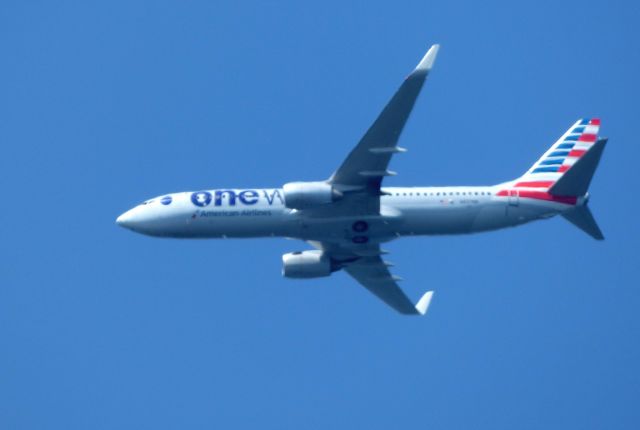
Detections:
497,118,602,204
525,118,601,178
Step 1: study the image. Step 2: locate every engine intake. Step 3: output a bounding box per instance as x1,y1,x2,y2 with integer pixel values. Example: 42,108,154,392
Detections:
282,250,333,278
282,181,341,209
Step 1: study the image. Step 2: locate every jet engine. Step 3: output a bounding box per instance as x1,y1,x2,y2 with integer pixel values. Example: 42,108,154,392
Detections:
282,181,341,209
282,250,334,278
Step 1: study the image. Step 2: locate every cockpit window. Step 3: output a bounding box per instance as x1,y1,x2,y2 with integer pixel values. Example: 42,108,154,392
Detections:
160,196,173,205
141,199,155,205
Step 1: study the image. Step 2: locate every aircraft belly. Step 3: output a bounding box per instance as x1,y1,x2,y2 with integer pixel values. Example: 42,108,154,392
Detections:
200,209,292,237
400,205,482,235
472,200,561,232
163,205,294,238
471,204,512,232
152,198,563,239
292,215,399,243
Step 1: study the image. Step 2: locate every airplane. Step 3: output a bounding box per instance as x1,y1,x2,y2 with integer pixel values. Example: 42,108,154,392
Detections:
116,44,607,316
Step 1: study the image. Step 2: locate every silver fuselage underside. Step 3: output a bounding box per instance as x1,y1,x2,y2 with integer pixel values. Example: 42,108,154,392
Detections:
119,186,569,244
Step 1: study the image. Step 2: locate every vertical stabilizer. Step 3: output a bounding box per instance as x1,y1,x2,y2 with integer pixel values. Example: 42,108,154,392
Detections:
508,119,607,240
516,119,601,189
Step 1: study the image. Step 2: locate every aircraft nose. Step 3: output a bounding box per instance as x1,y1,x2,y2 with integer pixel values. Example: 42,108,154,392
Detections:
116,203,172,236
116,209,136,229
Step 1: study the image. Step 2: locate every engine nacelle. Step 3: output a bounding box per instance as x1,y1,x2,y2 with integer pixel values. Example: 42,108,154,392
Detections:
282,250,333,278
282,181,340,209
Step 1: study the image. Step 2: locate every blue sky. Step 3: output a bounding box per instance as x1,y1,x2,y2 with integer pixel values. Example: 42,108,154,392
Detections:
1,1,639,428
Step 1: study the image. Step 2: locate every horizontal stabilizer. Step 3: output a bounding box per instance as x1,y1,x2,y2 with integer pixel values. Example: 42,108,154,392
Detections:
562,205,604,240
549,138,607,197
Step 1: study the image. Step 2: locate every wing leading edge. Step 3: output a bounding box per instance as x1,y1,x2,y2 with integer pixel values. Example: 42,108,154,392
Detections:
329,44,440,194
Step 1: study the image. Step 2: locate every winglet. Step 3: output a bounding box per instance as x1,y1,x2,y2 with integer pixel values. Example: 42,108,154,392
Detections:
415,290,434,315
415,44,440,73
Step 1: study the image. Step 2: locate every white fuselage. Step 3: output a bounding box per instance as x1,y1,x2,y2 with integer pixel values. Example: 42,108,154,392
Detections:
116,185,577,244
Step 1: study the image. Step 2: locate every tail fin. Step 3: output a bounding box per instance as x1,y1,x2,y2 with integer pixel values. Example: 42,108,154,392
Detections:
517,118,602,190
562,204,604,240
512,119,607,240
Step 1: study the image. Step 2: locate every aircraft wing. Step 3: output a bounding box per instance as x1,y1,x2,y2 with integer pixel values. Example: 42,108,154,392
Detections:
309,241,434,315
329,45,439,194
